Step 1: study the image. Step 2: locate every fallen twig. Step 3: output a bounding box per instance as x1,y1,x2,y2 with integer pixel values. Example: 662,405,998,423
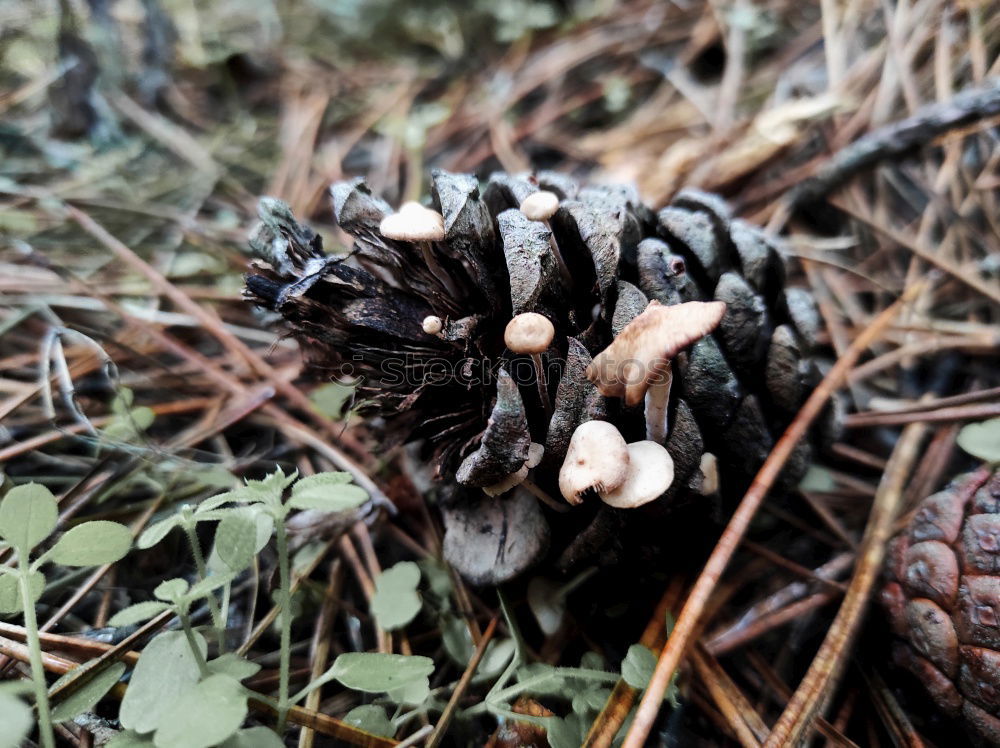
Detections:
789,79,1000,206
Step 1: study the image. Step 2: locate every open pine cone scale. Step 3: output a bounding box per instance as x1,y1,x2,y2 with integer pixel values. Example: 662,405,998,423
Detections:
245,170,837,585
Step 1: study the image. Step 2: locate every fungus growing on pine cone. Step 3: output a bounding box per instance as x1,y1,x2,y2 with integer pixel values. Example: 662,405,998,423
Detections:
244,171,839,585
882,467,1000,745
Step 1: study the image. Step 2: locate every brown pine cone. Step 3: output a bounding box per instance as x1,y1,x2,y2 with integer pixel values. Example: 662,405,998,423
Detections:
244,171,837,584
883,467,1000,745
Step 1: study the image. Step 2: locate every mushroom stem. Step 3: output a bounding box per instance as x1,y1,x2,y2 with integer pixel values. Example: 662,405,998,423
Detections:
644,363,672,443
419,241,461,297
521,477,569,513
530,352,553,419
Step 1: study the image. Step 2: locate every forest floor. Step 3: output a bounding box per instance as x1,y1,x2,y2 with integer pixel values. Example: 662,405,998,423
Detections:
1,1,999,746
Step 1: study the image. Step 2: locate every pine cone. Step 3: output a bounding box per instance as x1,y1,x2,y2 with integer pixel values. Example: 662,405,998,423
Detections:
244,171,836,584
883,468,1000,745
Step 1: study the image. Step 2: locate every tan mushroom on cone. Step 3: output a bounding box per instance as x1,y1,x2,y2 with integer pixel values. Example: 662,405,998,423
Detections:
379,202,459,296
505,313,555,417
519,190,571,287
599,440,674,509
586,299,726,444
379,201,445,242
483,443,545,497
558,421,629,505
422,315,444,335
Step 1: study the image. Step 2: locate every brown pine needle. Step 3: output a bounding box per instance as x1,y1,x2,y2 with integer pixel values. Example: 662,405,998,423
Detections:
426,615,500,748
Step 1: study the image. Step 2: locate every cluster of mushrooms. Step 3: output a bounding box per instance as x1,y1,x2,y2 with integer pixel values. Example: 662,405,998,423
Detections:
245,169,831,584
373,192,727,512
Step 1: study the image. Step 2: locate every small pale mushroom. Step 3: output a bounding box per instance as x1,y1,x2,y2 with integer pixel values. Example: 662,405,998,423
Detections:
505,313,555,418
519,190,572,287
599,440,674,509
586,299,726,444
422,315,444,335
558,421,629,505
697,452,719,496
379,202,459,296
483,443,545,498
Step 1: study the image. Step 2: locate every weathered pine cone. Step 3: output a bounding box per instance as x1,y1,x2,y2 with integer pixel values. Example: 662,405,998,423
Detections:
883,467,1000,745
244,171,837,584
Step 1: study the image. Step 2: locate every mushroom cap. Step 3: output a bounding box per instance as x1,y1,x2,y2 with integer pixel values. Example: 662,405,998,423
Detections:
483,465,529,497
698,452,719,496
519,190,560,221
504,313,555,354
525,442,544,469
599,440,674,509
422,315,443,335
483,442,543,497
379,202,446,242
586,299,726,406
558,421,629,505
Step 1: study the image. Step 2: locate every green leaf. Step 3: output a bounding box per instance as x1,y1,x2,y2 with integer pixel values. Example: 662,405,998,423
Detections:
137,516,181,550
527,577,564,635
207,507,272,575
473,638,516,683
288,474,367,513
214,509,258,573
332,652,434,693
0,690,32,748
196,489,262,513
343,705,395,738
112,388,136,414
219,727,285,748
419,558,453,603
546,712,589,748
572,686,610,714
153,578,189,603
153,674,248,748
0,483,58,552
189,466,237,491
109,601,171,628
387,677,430,705
371,561,422,630
621,644,657,690
580,651,605,671
119,630,205,733
310,381,356,419
441,613,473,666
798,465,836,492
515,663,566,696
187,569,237,600
51,661,125,722
297,653,434,704
48,521,132,567
0,571,44,615
206,653,261,682
958,418,1000,464
107,731,155,747
250,469,298,502
130,406,155,431
0,575,20,615
200,470,297,513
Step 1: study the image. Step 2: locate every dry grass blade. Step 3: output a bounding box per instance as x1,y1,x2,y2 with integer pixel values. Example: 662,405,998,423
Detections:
692,644,769,747
622,282,927,748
